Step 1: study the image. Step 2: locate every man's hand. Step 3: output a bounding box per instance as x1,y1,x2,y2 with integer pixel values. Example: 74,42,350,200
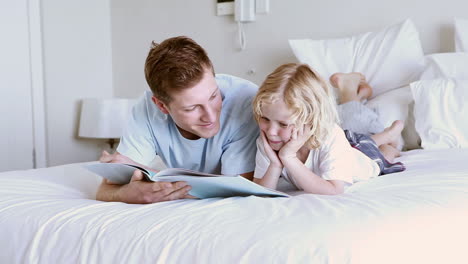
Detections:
99,150,134,164
105,170,194,204
96,151,196,203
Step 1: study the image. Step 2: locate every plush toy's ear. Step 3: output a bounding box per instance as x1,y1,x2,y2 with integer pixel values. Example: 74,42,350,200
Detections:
151,96,169,115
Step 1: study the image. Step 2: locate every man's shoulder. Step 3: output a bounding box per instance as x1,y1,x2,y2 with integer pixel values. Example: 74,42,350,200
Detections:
217,74,257,109
215,75,259,139
132,90,169,124
215,74,258,95
133,90,152,110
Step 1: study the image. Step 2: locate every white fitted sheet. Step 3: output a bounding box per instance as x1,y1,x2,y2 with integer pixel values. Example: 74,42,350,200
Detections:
1,148,468,264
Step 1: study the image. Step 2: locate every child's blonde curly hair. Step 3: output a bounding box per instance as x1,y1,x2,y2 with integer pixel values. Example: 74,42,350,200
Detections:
253,63,338,149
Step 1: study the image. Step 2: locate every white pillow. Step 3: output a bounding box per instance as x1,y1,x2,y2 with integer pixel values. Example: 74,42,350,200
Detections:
366,86,420,150
410,79,468,149
419,53,468,80
454,18,468,52
289,19,424,98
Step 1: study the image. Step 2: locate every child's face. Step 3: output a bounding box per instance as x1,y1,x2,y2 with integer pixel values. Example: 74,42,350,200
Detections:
258,100,294,151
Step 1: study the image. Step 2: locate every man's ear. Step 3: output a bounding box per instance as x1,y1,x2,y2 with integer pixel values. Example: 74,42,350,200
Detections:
151,96,170,114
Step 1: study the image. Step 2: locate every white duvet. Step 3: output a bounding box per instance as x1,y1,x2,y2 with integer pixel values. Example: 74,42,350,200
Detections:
1,149,468,264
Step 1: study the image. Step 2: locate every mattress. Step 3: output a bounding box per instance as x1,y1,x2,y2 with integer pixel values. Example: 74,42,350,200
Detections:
1,148,467,264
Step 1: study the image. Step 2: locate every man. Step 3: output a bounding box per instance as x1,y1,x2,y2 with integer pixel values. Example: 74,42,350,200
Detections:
96,36,259,204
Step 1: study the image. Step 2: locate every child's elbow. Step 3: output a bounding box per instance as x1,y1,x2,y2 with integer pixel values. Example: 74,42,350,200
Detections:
300,180,345,195
330,182,345,195
319,182,345,195
330,186,344,195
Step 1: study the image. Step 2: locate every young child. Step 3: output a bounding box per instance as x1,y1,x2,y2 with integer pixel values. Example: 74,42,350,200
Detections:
252,63,404,195
330,72,403,162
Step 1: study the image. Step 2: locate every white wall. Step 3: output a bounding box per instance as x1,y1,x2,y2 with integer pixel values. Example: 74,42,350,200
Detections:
0,0,35,171
42,0,113,166
111,0,468,97
36,0,468,166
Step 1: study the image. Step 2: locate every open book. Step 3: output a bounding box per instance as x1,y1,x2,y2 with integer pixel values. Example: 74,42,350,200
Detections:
84,163,289,199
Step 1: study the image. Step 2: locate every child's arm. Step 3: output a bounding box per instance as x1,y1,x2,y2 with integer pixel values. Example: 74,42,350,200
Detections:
280,157,345,195
278,125,345,195
253,164,283,189
253,132,283,189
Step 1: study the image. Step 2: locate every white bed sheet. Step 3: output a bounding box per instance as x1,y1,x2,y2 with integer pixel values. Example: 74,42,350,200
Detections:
1,149,468,264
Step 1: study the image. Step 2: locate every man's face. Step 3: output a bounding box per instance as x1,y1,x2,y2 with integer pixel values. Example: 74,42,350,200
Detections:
153,69,222,140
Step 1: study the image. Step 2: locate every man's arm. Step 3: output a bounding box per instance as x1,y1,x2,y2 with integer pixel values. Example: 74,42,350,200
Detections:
96,151,193,203
96,170,193,203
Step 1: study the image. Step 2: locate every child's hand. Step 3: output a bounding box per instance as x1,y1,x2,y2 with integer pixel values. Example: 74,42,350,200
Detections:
279,125,313,160
261,131,283,169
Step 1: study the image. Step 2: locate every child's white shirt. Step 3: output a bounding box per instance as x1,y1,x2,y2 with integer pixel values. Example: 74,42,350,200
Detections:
254,124,380,190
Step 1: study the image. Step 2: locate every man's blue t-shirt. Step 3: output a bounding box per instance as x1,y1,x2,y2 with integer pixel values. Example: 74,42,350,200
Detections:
117,74,259,175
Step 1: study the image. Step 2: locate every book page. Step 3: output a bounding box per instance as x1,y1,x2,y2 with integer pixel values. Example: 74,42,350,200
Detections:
153,168,237,178
155,174,288,198
84,163,289,198
84,163,152,184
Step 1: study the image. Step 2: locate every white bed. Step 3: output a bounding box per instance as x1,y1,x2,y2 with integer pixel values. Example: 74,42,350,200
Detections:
1,148,468,264
3,18,468,264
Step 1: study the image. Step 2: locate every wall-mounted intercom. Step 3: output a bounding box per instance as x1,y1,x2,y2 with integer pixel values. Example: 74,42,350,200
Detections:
216,0,269,17
216,0,270,50
234,0,255,22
